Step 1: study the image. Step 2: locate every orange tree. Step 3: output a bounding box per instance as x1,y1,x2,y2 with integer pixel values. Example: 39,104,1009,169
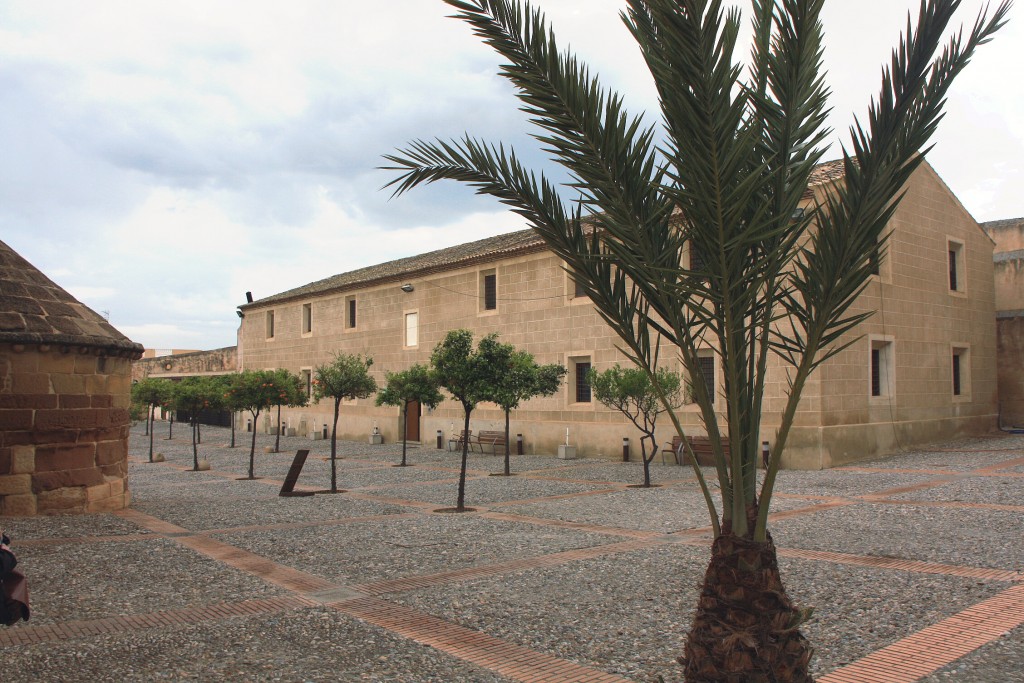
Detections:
267,368,308,454
170,377,223,471
477,335,565,476
131,377,173,463
313,353,377,492
375,363,444,467
228,369,288,479
385,0,1008,678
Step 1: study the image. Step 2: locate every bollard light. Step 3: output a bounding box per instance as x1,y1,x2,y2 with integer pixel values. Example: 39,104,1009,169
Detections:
436,429,444,449
516,434,524,455
622,437,630,462
762,441,770,469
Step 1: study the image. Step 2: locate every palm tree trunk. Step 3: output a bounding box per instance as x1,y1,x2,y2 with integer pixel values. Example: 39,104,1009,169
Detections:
683,530,814,682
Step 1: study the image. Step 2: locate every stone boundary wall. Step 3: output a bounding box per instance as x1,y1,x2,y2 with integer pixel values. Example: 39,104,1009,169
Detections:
132,346,237,382
1,343,133,515
996,314,1024,428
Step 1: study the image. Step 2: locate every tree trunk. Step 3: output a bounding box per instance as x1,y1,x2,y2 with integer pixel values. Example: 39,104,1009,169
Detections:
230,412,236,448
167,414,173,439
400,401,409,466
683,531,815,682
148,406,155,462
503,408,511,476
330,400,340,492
641,433,652,487
456,408,471,510
274,404,282,453
248,410,258,479
144,406,150,436
191,419,199,471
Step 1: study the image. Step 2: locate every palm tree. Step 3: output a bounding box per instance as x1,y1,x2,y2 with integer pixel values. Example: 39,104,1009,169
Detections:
384,1,1008,679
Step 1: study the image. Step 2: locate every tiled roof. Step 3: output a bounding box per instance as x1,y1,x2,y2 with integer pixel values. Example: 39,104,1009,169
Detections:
981,217,1024,232
244,160,850,309
0,240,144,356
994,249,1024,263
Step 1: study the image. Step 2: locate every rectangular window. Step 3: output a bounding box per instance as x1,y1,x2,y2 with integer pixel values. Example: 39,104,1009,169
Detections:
300,369,312,398
952,352,961,396
266,310,275,339
302,303,312,334
952,345,970,398
575,361,592,403
346,296,357,329
869,338,894,398
697,352,715,404
574,276,587,299
947,239,965,292
481,270,497,311
868,242,881,276
689,242,706,272
404,311,418,348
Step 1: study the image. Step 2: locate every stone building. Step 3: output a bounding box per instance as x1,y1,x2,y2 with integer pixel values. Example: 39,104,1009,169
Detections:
132,346,238,384
0,240,143,515
982,217,1024,427
236,160,998,469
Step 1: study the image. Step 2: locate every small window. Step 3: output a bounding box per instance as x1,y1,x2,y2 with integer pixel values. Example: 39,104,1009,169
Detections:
567,355,592,404
869,338,895,398
868,242,881,277
952,345,970,398
689,242,707,272
697,352,715,404
575,361,592,403
302,303,312,335
300,369,312,397
346,296,357,329
480,269,497,311
947,239,965,292
404,311,418,348
573,276,587,299
266,310,275,339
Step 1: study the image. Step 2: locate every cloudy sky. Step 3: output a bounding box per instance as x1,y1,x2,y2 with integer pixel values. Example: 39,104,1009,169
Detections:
2,1,1021,351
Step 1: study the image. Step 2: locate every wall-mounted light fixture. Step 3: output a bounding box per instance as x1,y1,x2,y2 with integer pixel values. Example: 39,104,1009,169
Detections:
400,283,415,293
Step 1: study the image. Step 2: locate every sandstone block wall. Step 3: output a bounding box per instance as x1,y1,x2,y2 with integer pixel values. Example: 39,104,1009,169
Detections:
0,343,132,515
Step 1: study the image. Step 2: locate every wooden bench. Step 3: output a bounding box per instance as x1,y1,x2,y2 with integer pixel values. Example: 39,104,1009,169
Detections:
662,435,730,466
471,430,509,456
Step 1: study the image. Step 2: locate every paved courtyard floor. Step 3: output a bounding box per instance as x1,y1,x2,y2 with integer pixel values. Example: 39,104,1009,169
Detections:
1,424,1022,682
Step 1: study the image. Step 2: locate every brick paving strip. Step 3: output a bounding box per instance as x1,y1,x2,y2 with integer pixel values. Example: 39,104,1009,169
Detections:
335,595,632,683
0,596,316,646
818,583,1024,683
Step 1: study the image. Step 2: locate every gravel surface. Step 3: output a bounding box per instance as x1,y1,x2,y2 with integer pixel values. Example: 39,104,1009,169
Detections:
215,515,617,586
0,423,1019,682
889,475,1022,506
770,502,1024,570
2,607,513,683
15,537,288,625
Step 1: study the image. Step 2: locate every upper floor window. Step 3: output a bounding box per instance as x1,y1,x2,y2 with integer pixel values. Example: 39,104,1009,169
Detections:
266,310,275,339
302,303,312,335
947,238,965,293
480,269,497,312
346,295,357,329
404,311,418,348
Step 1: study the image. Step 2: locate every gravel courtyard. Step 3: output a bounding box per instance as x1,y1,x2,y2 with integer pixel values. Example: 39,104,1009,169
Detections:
1,424,1021,682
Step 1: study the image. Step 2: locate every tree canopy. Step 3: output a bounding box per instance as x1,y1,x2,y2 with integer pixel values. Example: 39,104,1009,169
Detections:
376,363,444,467
314,353,377,491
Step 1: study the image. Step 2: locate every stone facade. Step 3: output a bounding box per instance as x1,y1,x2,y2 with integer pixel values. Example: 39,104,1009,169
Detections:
0,240,142,515
236,161,998,469
983,217,1024,427
132,346,238,383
